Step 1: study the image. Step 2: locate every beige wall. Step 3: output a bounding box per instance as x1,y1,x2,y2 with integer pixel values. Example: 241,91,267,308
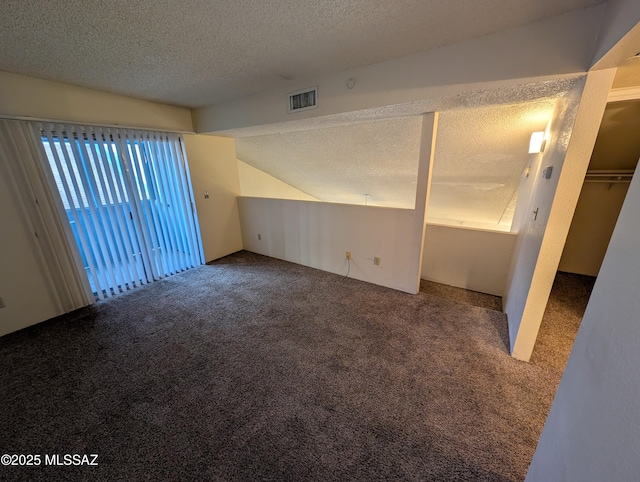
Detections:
0,70,193,132
558,181,629,276
421,224,517,296
183,135,243,262
237,160,320,201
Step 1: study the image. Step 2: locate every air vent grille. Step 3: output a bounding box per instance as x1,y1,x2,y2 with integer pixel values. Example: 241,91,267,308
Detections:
288,87,317,113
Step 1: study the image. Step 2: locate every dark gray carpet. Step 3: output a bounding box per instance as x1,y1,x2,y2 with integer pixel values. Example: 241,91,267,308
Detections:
530,271,596,371
419,280,503,312
0,251,562,481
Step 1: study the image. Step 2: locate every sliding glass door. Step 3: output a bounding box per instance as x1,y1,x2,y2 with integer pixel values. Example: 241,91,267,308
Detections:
38,124,203,300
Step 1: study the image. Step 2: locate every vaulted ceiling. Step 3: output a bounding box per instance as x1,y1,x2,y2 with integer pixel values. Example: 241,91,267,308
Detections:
429,101,556,228
234,99,557,228
0,0,602,108
236,117,423,208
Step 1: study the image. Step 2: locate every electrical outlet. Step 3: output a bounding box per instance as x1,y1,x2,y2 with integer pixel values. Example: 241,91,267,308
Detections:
203,191,210,199
258,234,262,240
373,257,381,266
345,251,351,260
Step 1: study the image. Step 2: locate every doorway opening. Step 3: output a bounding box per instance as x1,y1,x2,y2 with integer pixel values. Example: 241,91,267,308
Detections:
530,99,640,369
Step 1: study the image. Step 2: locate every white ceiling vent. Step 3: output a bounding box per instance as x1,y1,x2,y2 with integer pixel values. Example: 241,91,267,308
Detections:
288,86,318,113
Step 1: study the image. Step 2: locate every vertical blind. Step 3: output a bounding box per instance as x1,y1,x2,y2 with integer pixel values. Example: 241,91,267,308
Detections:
0,119,94,313
37,123,204,300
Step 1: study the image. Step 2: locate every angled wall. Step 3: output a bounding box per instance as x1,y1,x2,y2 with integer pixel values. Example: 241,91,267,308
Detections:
237,160,320,201
525,157,640,482
504,69,616,360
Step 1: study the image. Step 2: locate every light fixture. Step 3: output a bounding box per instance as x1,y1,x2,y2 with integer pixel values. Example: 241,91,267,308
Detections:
529,131,546,154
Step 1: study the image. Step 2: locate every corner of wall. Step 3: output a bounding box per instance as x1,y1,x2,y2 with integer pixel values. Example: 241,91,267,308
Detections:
183,134,243,262
0,71,193,132
504,68,616,361
236,159,320,201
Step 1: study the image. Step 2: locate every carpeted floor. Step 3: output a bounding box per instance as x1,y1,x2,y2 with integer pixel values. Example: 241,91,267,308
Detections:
529,271,596,371
419,280,502,312
0,251,564,481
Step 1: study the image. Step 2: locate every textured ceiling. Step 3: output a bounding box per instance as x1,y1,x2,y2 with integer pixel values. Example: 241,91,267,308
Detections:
429,101,556,228
236,117,423,208
236,99,557,223
0,0,602,108
219,77,580,137
0,0,594,229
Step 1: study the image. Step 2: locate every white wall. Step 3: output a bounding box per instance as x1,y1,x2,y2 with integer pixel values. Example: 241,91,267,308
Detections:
0,163,60,336
237,159,320,201
238,198,420,293
504,69,615,361
237,113,437,295
558,181,629,276
421,224,517,296
510,123,552,234
0,71,193,132
183,135,243,262
194,7,602,134
525,166,640,482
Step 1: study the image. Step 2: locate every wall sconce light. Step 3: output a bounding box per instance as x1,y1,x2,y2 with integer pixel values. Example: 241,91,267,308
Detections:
529,131,546,154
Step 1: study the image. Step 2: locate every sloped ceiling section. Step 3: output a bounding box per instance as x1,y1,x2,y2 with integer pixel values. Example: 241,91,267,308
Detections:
428,100,556,228
235,117,423,208
236,99,556,228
